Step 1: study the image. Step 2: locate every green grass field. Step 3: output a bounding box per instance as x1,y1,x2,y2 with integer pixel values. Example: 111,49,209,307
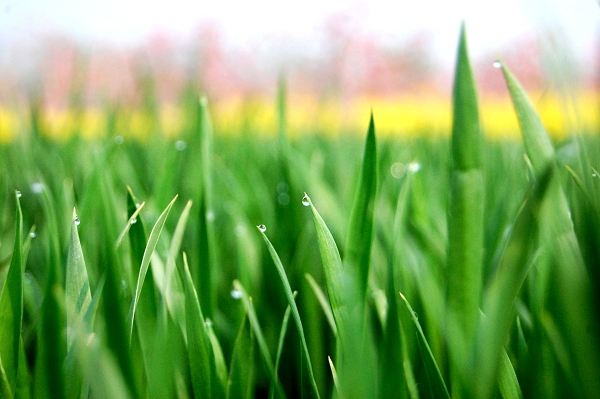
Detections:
0,26,599,399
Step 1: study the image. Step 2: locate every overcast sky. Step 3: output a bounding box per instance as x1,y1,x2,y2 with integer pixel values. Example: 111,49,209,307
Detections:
0,0,597,67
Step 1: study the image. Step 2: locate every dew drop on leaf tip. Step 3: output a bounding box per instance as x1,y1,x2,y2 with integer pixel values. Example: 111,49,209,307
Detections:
130,218,137,225
205,319,213,327
301,195,310,207
16,190,21,198
29,232,36,238
231,289,242,300
493,59,502,69
74,216,81,226
257,224,267,233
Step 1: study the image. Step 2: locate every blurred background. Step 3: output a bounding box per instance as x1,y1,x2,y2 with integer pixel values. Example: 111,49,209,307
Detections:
0,0,598,140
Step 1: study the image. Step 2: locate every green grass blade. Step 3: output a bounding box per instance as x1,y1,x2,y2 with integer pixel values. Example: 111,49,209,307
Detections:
399,292,450,399
182,252,217,398
327,356,339,392
498,349,523,399
207,322,228,396
227,315,255,399
476,168,553,398
499,62,555,176
197,95,218,319
269,293,296,399
447,23,484,349
66,208,92,340
302,194,345,333
0,191,24,396
114,201,145,249
305,273,337,337
344,113,378,300
233,280,287,399
128,194,178,339
259,228,321,399
15,338,30,399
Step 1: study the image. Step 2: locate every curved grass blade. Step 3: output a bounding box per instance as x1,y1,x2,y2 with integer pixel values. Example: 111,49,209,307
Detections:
259,228,321,399
182,253,217,398
344,113,378,300
399,292,450,399
128,194,178,339
305,273,337,337
475,168,552,399
115,201,146,249
233,280,287,399
302,194,344,332
227,315,255,399
327,356,339,392
207,322,228,396
0,191,23,397
498,349,523,399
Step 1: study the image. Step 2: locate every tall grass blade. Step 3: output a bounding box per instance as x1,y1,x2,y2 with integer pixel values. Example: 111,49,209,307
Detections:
128,195,178,338
269,293,295,399
233,280,287,399
399,292,450,399
259,228,321,399
0,192,23,397
182,252,218,398
344,113,378,300
447,22,484,351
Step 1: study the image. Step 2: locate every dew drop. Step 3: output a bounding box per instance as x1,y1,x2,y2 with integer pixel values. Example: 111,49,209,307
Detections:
257,224,267,233
206,210,215,222
130,218,137,225
301,194,310,207
16,190,21,198
115,135,124,145
413,311,418,320
74,215,80,226
31,182,44,194
408,162,421,173
205,319,213,328
231,289,242,300
135,203,141,208
391,162,406,179
593,173,597,178
175,140,187,151
493,59,502,69
29,232,36,238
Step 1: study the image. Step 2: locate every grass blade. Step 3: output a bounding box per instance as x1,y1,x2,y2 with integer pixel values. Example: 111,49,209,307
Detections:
0,191,23,397
305,273,337,337
498,349,523,399
128,194,178,339
447,22,484,350
182,252,217,398
399,292,450,399
344,113,378,300
227,315,255,399
259,228,321,399
233,280,287,399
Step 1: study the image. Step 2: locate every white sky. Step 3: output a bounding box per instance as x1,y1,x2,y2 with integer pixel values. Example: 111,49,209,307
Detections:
0,0,598,68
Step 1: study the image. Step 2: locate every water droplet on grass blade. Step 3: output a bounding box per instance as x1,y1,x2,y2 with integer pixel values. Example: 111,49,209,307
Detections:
408,162,421,173
493,59,502,68
74,215,80,226
231,289,242,299
31,182,44,193
257,224,267,232
16,190,21,198
175,140,187,151
413,311,418,320
206,210,215,222
391,162,406,178
301,195,310,206
205,319,213,327
29,232,36,238
130,218,137,224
